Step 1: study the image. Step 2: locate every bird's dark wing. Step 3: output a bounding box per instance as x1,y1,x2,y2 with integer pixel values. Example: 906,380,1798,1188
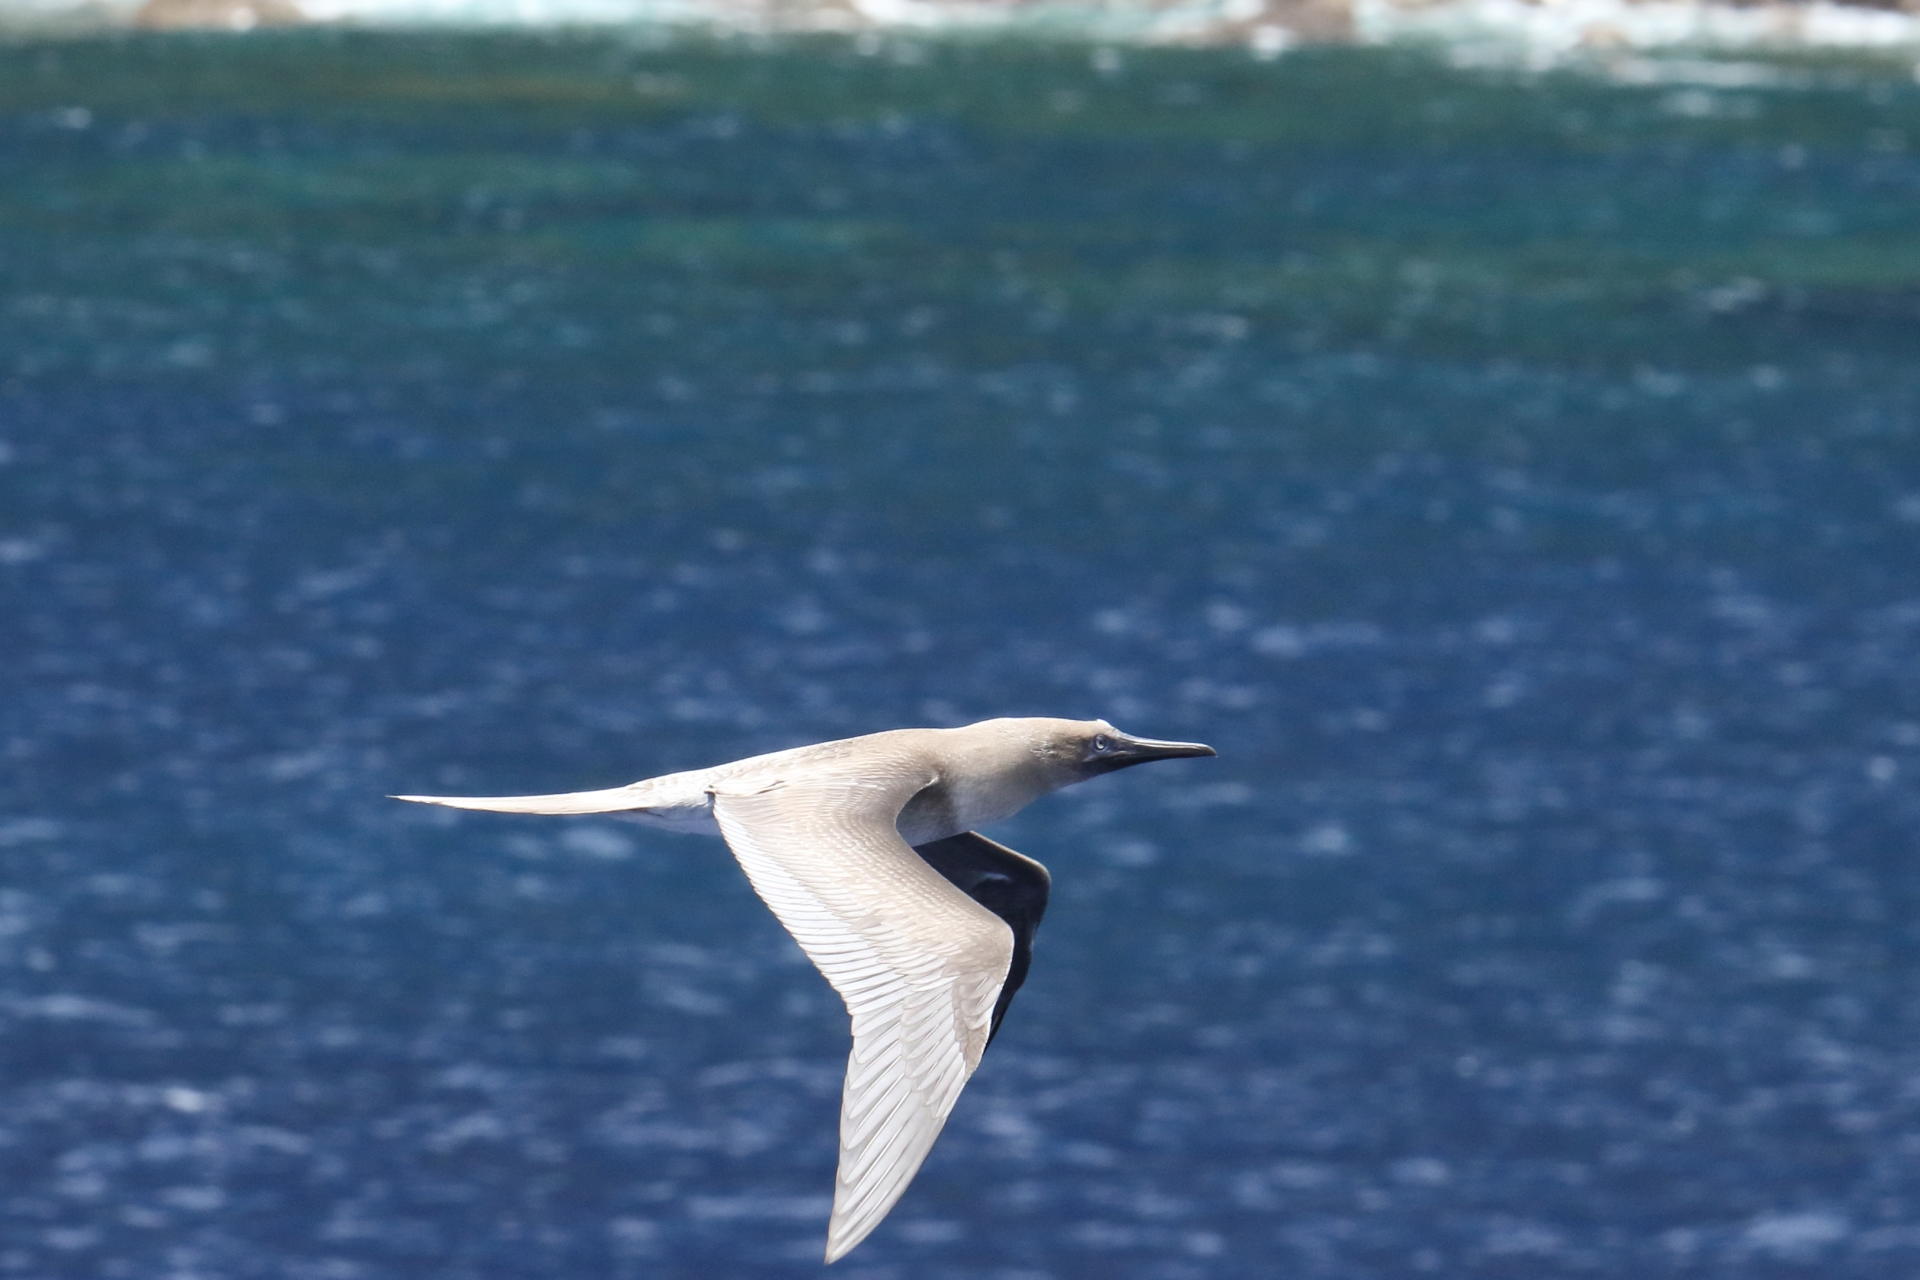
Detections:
911,832,1050,1045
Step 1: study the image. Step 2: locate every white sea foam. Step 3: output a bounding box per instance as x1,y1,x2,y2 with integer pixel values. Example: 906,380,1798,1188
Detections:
286,0,1304,39
3,0,1918,63
0,0,1319,37
1354,0,1920,60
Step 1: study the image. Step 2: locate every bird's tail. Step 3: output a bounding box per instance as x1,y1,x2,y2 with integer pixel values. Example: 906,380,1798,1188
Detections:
391,785,656,815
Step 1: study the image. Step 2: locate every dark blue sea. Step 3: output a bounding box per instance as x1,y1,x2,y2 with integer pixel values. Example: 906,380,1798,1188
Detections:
3,33,1920,1278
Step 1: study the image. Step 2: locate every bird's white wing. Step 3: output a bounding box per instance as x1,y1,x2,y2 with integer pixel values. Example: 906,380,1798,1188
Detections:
710,772,1013,1263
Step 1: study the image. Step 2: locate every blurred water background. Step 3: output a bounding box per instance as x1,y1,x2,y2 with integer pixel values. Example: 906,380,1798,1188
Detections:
4,31,1920,1279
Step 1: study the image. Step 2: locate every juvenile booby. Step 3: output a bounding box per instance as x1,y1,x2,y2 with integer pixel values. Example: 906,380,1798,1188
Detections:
394,717,1214,1261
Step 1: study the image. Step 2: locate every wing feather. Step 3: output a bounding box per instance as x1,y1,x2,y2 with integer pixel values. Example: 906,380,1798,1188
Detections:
710,772,1013,1263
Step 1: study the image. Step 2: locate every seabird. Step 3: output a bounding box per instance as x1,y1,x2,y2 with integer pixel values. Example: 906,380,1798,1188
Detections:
394,717,1215,1261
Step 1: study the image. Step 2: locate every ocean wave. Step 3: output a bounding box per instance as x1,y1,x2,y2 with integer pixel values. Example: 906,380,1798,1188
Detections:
2,0,1918,66
1356,0,1920,58
0,0,1305,39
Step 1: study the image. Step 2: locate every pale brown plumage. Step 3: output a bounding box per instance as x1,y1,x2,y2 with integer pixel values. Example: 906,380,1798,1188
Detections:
395,717,1214,1261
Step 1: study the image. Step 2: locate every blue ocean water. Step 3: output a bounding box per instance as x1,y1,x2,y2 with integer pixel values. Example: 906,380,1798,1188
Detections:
3,33,1920,1278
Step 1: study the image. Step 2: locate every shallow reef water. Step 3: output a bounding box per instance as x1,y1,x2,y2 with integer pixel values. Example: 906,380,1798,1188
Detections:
2,32,1920,1278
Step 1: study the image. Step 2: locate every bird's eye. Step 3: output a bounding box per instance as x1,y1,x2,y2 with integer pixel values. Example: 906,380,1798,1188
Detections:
1091,735,1114,755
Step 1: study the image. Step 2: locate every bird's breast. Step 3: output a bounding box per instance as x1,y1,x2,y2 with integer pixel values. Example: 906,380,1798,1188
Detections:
896,780,961,846
897,772,1039,845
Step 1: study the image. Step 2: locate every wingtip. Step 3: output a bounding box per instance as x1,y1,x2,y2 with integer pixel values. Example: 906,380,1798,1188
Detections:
821,1183,908,1264
823,1206,879,1264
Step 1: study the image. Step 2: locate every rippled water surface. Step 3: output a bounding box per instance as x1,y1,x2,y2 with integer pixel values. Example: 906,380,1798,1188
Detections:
4,34,1920,1278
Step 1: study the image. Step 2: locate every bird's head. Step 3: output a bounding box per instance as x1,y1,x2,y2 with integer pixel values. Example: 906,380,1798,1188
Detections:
1012,717,1217,787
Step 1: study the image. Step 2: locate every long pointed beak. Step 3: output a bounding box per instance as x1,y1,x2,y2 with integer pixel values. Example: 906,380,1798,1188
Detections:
1113,735,1218,763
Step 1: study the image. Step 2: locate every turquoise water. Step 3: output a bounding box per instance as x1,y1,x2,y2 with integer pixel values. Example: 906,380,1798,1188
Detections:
3,33,1920,1277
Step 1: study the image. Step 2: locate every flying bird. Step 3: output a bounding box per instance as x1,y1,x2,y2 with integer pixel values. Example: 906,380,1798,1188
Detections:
394,717,1215,1261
